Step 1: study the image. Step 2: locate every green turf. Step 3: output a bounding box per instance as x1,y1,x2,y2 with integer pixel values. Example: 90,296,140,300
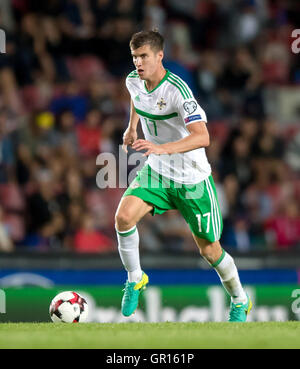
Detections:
0,322,300,349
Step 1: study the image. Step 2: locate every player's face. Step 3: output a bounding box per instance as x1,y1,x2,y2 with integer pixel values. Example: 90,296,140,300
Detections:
131,44,163,80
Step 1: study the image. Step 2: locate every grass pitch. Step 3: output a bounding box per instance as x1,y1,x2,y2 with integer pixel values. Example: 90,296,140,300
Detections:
0,322,300,349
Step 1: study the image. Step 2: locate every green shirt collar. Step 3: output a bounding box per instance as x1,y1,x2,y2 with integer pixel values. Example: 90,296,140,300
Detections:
144,69,170,94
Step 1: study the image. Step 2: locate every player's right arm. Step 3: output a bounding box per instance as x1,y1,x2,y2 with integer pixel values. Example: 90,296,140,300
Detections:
122,99,139,153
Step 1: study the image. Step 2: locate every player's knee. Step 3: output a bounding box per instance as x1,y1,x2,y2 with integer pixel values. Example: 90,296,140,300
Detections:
115,209,135,231
199,246,215,264
197,240,222,264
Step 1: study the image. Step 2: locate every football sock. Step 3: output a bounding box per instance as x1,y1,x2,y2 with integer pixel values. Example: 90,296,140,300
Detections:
116,225,143,283
211,249,248,304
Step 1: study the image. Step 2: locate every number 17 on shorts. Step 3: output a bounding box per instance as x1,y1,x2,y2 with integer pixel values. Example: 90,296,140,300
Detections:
196,213,211,233
188,176,223,242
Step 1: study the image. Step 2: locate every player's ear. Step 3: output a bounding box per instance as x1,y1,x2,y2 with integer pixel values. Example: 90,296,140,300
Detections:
157,50,164,62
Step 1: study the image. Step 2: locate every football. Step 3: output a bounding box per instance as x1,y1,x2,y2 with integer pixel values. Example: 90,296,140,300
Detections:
49,291,88,323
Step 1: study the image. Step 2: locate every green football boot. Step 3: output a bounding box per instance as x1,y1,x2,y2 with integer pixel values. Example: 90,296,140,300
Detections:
228,294,252,322
121,272,149,317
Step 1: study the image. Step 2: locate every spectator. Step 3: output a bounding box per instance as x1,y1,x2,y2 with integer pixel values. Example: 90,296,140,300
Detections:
17,111,57,162
63,201,84,249
285,130,300,173
40,16,70,82
0,110,15,183
144,0,167,34
76,108,102,157
253,118,285,160
222,217,251,253
252,117,286,186
54,109,78,155
50,80,88,121
260,28,291,84
25,169,65,249
218,48,256,94
90,0,114,31
102,16,135,76
265,200,300,250
58,168,85,215
221,134,253,190
86,78,115,115
73,213,114,253
0,205,14,252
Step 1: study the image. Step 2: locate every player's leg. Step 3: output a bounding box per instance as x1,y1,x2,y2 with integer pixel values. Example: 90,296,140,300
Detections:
116,164,177,316
115,195,152,317
193,235,247,303
174,175,252,321
115,194,153,231
115,195,153,282
116,164,175,282
193,235,252,322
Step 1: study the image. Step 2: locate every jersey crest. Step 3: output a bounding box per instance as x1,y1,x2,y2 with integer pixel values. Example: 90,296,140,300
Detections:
156,97,166,110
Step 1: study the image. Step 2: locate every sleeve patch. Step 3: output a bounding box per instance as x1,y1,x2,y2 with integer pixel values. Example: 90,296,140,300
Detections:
184,114,203,124
183,101,197,114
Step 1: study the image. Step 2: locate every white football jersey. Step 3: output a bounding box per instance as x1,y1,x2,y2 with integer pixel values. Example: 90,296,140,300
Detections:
126,69,211,184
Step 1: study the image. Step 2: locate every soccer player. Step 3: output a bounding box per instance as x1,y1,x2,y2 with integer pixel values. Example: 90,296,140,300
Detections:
115,30,252,322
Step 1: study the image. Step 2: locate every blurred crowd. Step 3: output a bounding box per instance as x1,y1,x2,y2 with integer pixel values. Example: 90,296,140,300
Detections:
0,0,299,254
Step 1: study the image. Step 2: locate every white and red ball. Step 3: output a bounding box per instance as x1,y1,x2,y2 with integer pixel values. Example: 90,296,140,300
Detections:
49,291,88,323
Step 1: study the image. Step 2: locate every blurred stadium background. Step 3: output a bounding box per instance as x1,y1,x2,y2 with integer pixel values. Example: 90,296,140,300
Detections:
0,0,299,323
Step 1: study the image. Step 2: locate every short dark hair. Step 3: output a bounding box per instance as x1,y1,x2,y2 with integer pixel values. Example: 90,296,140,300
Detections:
129,30,164,52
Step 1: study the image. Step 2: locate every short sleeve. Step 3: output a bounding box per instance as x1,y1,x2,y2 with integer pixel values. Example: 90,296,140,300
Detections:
125,75,132,93
172,80,207,126
177,94,207,126
125,70,139,99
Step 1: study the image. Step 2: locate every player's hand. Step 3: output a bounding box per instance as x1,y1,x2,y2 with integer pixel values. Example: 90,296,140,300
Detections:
122,127,138,153
132,139,168,156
